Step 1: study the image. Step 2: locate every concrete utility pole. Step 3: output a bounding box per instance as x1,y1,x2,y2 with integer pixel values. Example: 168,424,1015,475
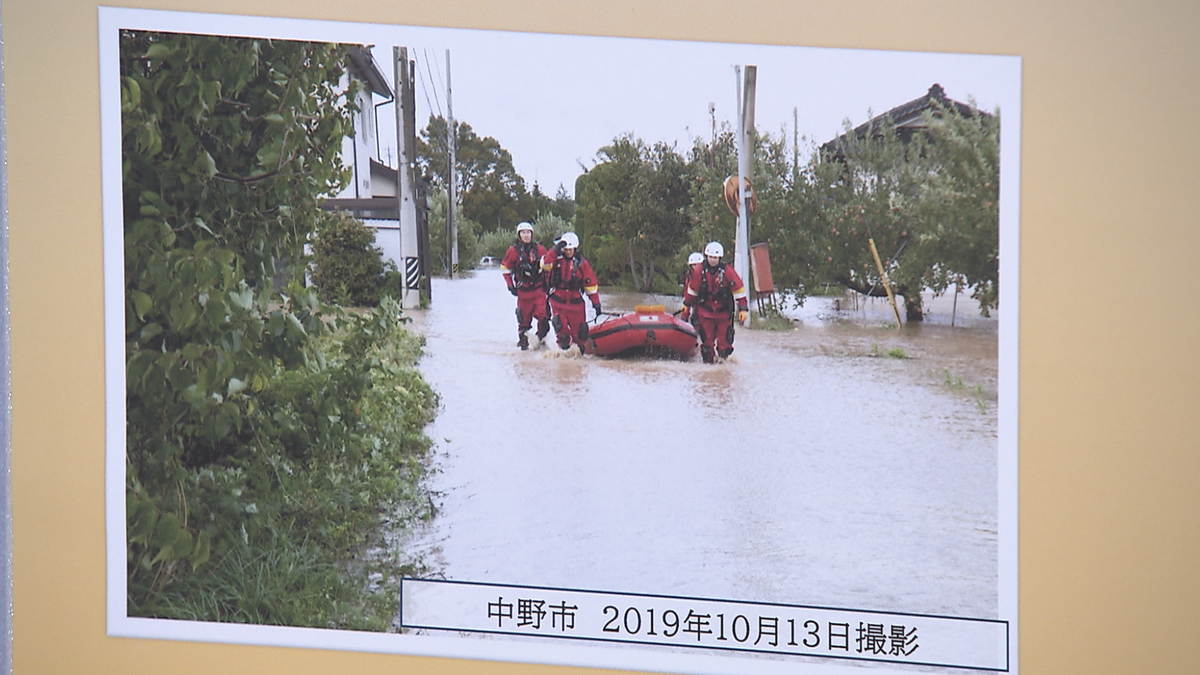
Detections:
708,101,716,167
793,106,800,184
734,65,757,315
393,47,421,309
446,49,458,279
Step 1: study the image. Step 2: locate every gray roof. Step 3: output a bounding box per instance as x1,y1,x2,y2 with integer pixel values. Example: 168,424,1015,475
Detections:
347,47,393,99
819,84,990,157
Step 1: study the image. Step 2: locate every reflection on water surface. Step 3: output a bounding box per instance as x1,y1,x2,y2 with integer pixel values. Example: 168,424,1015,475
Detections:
403,271,998,619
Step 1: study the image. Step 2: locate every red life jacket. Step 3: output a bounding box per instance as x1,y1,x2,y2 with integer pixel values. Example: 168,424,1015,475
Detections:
695,262,736,312
549,254,588,293
512,240,544,290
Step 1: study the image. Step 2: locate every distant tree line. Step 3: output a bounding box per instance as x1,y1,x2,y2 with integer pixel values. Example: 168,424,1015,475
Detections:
414,115,573,273
568,104,1000,319
424,102,1000,320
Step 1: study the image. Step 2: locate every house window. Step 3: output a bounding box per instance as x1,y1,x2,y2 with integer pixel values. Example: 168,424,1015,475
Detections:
360,91,374,140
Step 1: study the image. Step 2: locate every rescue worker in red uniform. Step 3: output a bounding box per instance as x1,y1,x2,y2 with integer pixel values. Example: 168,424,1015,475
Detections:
540,231,601,354
678,251,704,328
680,241,749,364
678,251,704,289
500,221,550,350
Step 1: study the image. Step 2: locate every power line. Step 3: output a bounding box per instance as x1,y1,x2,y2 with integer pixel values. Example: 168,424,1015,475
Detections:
415,62,441,122
421,48,444,119
427,47,447,92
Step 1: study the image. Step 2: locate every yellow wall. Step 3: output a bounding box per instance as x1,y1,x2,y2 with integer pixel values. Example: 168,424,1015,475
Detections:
5,1,1198,673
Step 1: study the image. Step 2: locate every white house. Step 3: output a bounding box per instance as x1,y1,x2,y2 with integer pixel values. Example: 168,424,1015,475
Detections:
323,46,403,271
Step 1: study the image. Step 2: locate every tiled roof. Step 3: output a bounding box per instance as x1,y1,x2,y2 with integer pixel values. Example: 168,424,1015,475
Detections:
819,84,990,157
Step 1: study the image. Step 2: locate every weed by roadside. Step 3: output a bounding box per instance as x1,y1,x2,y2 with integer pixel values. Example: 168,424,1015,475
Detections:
750,314,796,331
943,368,990,412
870,344,911,359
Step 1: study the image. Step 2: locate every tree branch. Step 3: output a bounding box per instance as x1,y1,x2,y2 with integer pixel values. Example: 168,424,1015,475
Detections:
213,171,281,185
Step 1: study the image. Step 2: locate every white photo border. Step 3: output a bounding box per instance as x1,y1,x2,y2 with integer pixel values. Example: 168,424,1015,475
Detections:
101,7,1021,674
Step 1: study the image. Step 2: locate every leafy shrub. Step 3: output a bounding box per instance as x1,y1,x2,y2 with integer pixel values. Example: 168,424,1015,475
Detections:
120,31,436,628
477,212,570,259
127,298,438,628
476,228,514,259
530,213,568,246
311,214,394,307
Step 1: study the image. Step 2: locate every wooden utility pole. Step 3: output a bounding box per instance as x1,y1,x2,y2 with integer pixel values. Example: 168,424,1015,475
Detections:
446,49,458,279
868,238,904,329
393,47,420,309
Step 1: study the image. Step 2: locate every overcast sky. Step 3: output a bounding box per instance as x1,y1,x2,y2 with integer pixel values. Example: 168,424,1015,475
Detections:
365,28,1020,197
111,10,1019,200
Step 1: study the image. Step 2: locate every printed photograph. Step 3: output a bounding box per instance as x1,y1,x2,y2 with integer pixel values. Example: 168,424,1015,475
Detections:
106,9,1019,674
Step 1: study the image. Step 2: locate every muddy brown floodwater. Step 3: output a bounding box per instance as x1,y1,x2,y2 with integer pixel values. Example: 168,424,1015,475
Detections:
401,270,998,621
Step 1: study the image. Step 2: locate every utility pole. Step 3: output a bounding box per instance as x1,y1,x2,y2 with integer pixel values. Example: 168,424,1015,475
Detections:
734,65,757,318
793,106,799,186
708,101,716,167
393,47,421,309
446,49,458,279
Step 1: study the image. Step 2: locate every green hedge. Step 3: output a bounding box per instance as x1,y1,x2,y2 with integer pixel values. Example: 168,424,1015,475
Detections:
127,297,438,630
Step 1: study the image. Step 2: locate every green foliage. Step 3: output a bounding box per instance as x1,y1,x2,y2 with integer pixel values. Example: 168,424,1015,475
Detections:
476,212,566,259
943,368,990,413
311,213,396,307
532,212,570,244
569,101,999,320
781,102,1001,320
681,126,741,258
809,120,929,319
121,31,437,626
910,102,1001,313
417,115,535,231
128,300,437,626
749,313,795,331
415,115,577,246
137,525,394,630
121,31,355,287
869,344,910,359
531,183,577,223
476,228,514,260
425,189,481,274
574,135,692,291
944,368,966,389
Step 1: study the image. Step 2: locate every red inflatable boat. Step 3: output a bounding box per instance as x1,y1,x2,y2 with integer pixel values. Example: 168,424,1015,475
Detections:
584,305,698,358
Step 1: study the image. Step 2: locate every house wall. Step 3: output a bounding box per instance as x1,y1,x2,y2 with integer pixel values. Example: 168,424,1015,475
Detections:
371,165,397,198
333,75,380,199
352,88,375,197
366,219,402,272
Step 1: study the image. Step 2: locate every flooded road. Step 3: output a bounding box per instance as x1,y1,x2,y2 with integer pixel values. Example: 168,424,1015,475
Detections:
403,270,998,620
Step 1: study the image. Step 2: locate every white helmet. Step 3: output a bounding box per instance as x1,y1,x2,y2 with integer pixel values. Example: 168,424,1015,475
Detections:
515,221,534,233
687,252,704,265
704,241,724,258
559,232,580,248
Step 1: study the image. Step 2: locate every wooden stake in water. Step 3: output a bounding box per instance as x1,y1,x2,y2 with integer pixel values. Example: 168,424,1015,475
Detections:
951,281,960,327
868,238,903,329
